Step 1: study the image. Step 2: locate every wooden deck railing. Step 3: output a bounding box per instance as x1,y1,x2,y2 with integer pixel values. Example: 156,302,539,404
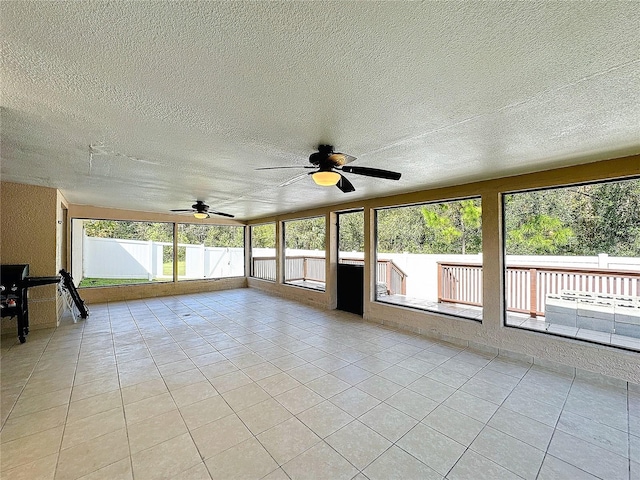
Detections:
252,257,277,282
438,261,640,317
251,256,407,295
437,262,483,307
377,259,407,295
338,258,407,294
284,256,326,283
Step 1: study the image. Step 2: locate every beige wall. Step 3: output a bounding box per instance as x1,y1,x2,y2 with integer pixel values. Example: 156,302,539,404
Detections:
1,182,61,331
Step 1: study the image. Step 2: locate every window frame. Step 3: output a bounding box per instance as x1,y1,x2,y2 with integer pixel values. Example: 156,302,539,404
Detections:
373,195,484,322
282,215,327,291
500,176,640,353
249,222,277,282
72,218,176,287
175,223,245,281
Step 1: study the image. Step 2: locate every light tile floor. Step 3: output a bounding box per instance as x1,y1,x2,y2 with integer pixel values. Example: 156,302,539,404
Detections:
1,289,638,480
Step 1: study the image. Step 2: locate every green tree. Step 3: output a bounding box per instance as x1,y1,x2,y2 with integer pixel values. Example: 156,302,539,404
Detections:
251,224,276,248
570,180,640,256
84,220,172,242
421,206,462,252
460,199,482,254
504,178,640,256
178,225,244,247
284,217,325,250
80,177,640,259
84,220,134,239
338,211,364,252
145,223,173,243
506,214,574,254
420,199,482,254
504,189,576,255
376,206,426,253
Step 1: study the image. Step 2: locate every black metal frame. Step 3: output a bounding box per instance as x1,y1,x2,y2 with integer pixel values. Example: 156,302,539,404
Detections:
1,264,31,343
59,269,89,319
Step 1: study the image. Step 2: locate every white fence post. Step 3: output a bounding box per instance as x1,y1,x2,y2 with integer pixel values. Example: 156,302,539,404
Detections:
153,242,164,278
598,253,609,269
147,240,153,280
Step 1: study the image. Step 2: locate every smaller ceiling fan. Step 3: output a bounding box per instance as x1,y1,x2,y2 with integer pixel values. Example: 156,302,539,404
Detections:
256,145,401,193
170,201,234,219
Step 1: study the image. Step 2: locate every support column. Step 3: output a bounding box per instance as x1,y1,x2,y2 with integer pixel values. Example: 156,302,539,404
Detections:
276,220,283,284
363,207,373,319
481,190,503,330
173,222,179,282
244,226,251,280
327,212,338,309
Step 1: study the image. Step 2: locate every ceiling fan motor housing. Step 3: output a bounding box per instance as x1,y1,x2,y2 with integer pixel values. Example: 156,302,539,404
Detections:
192,201,209,212
171,201,234,218
309,145,334,166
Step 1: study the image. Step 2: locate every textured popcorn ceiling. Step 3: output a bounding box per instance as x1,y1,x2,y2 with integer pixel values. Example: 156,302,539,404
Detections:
2,2,639,220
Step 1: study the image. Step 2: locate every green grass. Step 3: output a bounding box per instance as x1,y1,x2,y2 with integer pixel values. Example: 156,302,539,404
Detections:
163,261,186,276
79,262,185,287
79,278,152,288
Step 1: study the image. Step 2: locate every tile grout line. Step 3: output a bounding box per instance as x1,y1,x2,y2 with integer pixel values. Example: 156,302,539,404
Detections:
418,346,530,479
1,327,59,430
123,298,151,480
130,297,210,479
151,294,500,478
52,309,86,479
150,294,389,477
195,295,341,478
628,383,632,480
533,369,576,480
135,294,287,479
535,372,624,479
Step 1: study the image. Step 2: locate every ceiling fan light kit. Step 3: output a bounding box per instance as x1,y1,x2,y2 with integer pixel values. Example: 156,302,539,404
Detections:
193,212,209,219
312,170,341,186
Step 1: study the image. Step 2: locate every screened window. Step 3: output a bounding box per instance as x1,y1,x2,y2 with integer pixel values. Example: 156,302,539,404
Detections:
338,210,364,262
72,219,174,287
177,224,244,280
284,216,326,291
503,177,640,351
375,198,483,320
251,223,276,281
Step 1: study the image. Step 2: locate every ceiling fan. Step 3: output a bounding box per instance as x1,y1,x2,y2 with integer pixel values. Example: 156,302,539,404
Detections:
170,201,234,219
256,145,402,193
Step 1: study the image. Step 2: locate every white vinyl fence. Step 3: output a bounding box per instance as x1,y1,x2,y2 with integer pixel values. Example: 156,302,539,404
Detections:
182,244,245,279
81,235,244,281
84,237,165,280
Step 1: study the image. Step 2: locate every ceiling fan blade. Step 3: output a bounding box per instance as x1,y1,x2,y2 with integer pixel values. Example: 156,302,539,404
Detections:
329,153,357,165
208,211,235,218
170,209,194,212
278,172,310,187
341,165,401,180
336,174,356,193
255,166,315,170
